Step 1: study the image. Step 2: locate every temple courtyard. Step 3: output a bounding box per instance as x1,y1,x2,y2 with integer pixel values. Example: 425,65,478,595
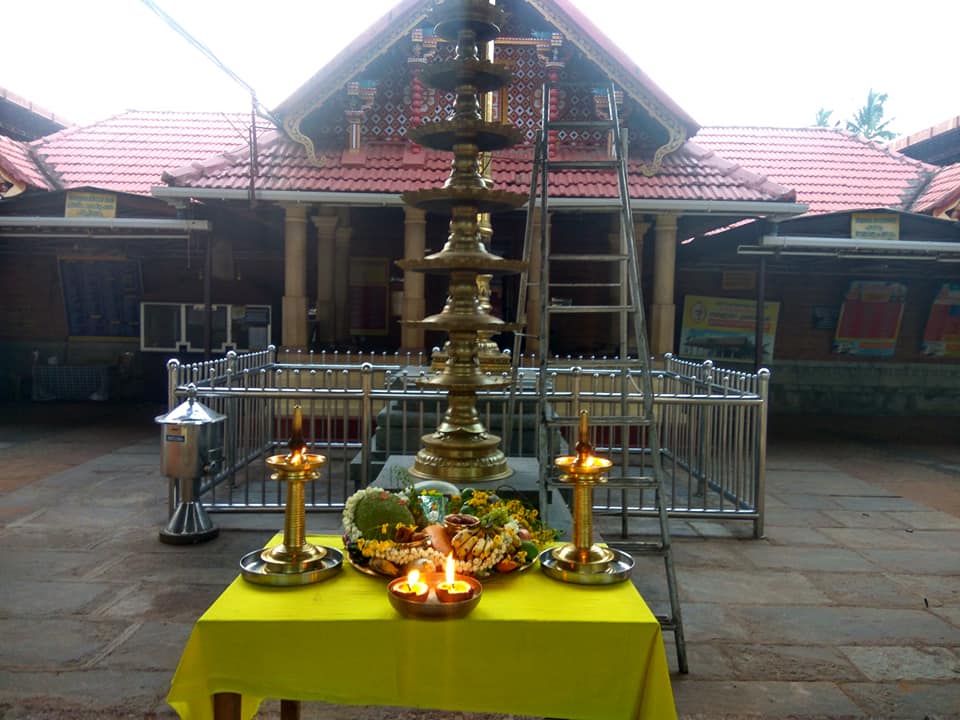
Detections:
0,404,958,719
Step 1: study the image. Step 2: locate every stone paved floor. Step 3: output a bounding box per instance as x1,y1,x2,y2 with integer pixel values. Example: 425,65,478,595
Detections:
0,405,958,719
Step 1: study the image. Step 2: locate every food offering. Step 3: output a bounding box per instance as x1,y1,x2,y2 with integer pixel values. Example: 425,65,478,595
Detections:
343,486,556,579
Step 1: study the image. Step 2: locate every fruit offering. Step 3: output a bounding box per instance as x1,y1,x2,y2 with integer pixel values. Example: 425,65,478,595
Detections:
342,486,557,578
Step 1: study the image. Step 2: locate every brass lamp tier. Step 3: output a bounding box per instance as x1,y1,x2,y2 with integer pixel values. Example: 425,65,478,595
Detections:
541,412,634,584
399,0,526,484
421,59,514,93
407,120,522,153
431,0,505,44
401,187,526,215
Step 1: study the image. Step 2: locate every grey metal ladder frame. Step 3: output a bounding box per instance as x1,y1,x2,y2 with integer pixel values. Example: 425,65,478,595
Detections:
511,79,688,673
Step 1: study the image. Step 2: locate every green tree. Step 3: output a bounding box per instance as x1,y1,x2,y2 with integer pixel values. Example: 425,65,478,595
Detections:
845,89,896,141
814,108,837,127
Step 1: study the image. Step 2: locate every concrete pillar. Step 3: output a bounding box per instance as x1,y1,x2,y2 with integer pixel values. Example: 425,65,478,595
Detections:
281,203,310,349
650,213,678,358
333,209,352,344
311,210,338,347
525,209,547,356
401,207,427,351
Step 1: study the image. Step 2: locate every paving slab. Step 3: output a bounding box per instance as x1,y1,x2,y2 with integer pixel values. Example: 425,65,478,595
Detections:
821,509,912,529
803,571,930,609
762,508,836,528
766,493,844,510
830,495,927,512
92,582,227,623
760,526,835,546
839,681,960,719
670,679,864,718
96,620,195,671
676,568,830,606
0,669,171,717
887,510,960,530
737,544,878,573
886,573,960,607
721,644,864,682
727,606,960,645
0,618,132,669
817,526,934,549
0,579,118,618
838,645,960,681
858,548,960,575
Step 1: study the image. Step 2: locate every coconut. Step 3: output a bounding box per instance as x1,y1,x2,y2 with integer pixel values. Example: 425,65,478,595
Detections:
354,492,416,540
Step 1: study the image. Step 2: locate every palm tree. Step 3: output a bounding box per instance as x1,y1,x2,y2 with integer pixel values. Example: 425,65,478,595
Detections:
814,108,838,128
845,89,896,141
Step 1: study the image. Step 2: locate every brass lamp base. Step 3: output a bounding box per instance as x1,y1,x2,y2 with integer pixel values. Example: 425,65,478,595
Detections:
259,541,328,573
551,543,617,572
408,432,512,483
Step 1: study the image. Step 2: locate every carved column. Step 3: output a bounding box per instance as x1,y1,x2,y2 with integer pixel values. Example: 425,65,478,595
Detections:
282,203,310,349
401,207,427,351
650,213,678,358
311,210,338,347
333,211,352,344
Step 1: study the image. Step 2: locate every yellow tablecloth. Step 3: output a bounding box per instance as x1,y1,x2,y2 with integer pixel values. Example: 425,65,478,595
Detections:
167,536,676,720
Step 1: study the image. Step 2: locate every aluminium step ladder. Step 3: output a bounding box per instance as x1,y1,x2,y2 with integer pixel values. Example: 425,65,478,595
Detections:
511,80,688,673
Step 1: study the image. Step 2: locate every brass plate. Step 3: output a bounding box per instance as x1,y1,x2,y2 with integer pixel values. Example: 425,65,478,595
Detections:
387,572,482,619
240,546,343,586
347,551,536,581
538,547,634,585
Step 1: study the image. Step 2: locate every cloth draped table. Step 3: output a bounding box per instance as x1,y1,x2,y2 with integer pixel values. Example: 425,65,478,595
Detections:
167,535,676,720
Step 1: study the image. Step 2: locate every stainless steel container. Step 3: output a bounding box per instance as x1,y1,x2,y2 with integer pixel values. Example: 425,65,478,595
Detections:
155,387,225,544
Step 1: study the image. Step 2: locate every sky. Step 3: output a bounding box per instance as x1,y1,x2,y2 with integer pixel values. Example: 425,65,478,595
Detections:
4,0,956,138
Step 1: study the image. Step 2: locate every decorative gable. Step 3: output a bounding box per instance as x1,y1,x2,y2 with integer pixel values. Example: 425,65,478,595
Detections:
278,0,696,176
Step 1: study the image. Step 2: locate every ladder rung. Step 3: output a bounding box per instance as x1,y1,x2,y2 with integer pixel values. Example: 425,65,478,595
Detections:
550,254,628,261
547,160,619,171
547,305,632,313
547,120,616,131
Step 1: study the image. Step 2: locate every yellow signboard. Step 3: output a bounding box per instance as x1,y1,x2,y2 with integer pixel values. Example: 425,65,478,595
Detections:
679,295,780,364
851,213,899,241
65,191,117,218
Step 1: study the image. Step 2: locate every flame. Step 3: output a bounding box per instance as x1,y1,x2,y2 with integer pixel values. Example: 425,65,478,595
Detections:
289,448,303,465
445,553,455,585
407,568,420,587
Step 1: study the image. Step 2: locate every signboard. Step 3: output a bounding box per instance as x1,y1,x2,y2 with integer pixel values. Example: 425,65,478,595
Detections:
921,282,960,357
65,191,117,218
679,295,780,364
833,281,906,357
851,213,899,241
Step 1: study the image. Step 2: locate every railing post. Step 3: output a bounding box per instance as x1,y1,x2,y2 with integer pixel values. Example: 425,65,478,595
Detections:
165,358,182,517
754,368,771,538
360,362,374,490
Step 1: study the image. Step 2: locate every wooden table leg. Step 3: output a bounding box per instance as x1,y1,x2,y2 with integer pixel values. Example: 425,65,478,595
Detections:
280,699,301,719
213,692,241,720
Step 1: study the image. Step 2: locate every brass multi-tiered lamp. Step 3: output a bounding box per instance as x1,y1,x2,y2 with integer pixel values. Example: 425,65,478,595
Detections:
240,405,343,585
398,0,526,483
540,411,635,584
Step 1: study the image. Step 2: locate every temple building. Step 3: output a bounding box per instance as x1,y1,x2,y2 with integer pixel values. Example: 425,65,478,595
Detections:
1,0,958,414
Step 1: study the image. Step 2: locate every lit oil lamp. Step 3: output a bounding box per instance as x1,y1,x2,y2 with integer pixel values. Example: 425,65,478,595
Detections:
435,553,475,602
539,410,633,584
239,405,343,585
389,568,429,603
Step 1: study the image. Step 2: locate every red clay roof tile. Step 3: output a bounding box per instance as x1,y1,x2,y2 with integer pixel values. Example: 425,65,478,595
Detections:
692,127,937,215
0,134,54,190
911,162,960,215
29,111,251,195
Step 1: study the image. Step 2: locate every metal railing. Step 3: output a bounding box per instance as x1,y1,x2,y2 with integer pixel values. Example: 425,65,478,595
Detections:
165,347,769,537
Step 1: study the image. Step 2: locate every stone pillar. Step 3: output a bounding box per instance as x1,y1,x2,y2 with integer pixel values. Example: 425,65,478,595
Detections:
650,213,678,358
333,209,352,344
401,207,427,351
525,209,547,355
282,203,310,350
311,210,338,347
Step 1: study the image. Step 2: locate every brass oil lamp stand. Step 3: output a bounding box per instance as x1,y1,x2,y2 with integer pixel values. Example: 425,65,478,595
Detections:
540,411,635,584
240,405,343,585
398,0,526,483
